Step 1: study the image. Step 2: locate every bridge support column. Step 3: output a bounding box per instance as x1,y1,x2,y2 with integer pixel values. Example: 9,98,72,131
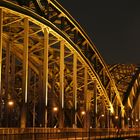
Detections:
0,9,3,127
58,40,65,128
36,28,49,127
93,81,97,128
84,67,91,129
105,110,110,128
5,39,10,127
138,95,140,128
121,111,124,129
0,8,2,95
43,28,49,127
73,53,77,128
20,18,29,128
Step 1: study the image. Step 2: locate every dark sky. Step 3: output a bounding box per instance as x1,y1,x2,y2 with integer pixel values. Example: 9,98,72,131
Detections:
57,0,140,64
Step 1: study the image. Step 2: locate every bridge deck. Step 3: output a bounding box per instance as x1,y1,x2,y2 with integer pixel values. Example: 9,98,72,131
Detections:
0,128,139,140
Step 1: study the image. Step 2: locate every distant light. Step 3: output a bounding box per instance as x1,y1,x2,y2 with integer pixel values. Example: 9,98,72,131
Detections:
53,107,58,112
101,114,104,117
81,111,86,115
115,116,118,119
8,101,14,106
128,118,130,121
136,119,139,122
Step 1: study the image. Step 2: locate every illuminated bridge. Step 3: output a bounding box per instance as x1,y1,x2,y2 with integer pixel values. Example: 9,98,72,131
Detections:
0,0,139,139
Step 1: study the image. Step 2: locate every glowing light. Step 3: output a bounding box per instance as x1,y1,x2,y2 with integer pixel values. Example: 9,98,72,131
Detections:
53,107,58,112
8,101,14,106
101,114,104,117
136,119,139,122
115,116,118,119
81,111,86,115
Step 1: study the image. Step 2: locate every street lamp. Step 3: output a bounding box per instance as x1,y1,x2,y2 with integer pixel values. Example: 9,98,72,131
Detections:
8,100,14,106
53,107,58,112
98,114,105,128
81,110,86,116
127,117,131,128
101,114,104,117
115,115,118,120
52,107,58,128
7,100,14,127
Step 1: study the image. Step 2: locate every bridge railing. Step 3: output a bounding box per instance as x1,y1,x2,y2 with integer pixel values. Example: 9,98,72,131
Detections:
0,128,139,139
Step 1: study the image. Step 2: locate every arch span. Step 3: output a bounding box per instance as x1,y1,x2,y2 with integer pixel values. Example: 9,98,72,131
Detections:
0,0,124,128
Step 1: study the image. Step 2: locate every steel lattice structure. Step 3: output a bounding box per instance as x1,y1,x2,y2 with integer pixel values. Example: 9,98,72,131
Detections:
0,0,139,129
110,64,140,128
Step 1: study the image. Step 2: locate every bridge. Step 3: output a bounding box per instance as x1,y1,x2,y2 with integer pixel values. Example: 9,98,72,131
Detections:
0,0,139,139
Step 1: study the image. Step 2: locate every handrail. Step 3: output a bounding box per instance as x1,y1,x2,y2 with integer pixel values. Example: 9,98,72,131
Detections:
0,128,139,139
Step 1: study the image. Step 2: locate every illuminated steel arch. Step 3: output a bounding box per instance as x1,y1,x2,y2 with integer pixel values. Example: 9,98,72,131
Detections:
110,64,140,128
0,0,124,128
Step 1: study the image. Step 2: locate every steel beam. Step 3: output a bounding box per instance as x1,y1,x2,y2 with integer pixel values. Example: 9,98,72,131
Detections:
20,17,29,128
5,37,10,127
93,80,97,128
0,8,2,106
59,40,65,128
138,94,140,128
84,67,90,129
43,28,49,127
73,53,77,127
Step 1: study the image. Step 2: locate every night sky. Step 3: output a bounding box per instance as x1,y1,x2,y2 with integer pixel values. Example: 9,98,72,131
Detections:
57,0,140,64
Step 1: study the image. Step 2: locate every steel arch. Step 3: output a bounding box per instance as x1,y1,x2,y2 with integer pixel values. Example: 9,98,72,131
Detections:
0,0,124,128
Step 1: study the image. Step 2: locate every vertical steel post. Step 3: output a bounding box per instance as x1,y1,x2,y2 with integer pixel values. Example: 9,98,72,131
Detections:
0,8,2,127
43,28,49,127
93,80,97,128
115,100,118,128
121,110,124,129
38,66,43,127
11,55,15,98
84,67,90,128
138,95,140,128
59,40,65,128
0,8,2,106
20,17,29,128
73,53,77,128
5,38,10,127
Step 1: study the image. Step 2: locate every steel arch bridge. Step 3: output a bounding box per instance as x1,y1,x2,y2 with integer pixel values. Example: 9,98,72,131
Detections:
0,0,139,129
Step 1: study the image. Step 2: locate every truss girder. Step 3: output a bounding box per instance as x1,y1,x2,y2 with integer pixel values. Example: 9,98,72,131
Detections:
0,0,127,128
0,0,124,111
110,64,140,127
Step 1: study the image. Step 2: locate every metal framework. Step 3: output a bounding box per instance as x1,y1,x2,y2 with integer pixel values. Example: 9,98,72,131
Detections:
110,64,140,128
0,0,139,129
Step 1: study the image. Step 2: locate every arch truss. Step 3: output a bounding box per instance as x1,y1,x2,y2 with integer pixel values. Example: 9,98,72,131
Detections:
0,0,132,129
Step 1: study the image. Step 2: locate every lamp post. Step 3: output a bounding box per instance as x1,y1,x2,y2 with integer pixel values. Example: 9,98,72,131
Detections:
81,110,86,116
53,107,58,112
128,117,130,128
53,107,58,127
114,115,118,128
8,100,14,106
7,100,14,127
98,114,105,128
135,118,139,127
